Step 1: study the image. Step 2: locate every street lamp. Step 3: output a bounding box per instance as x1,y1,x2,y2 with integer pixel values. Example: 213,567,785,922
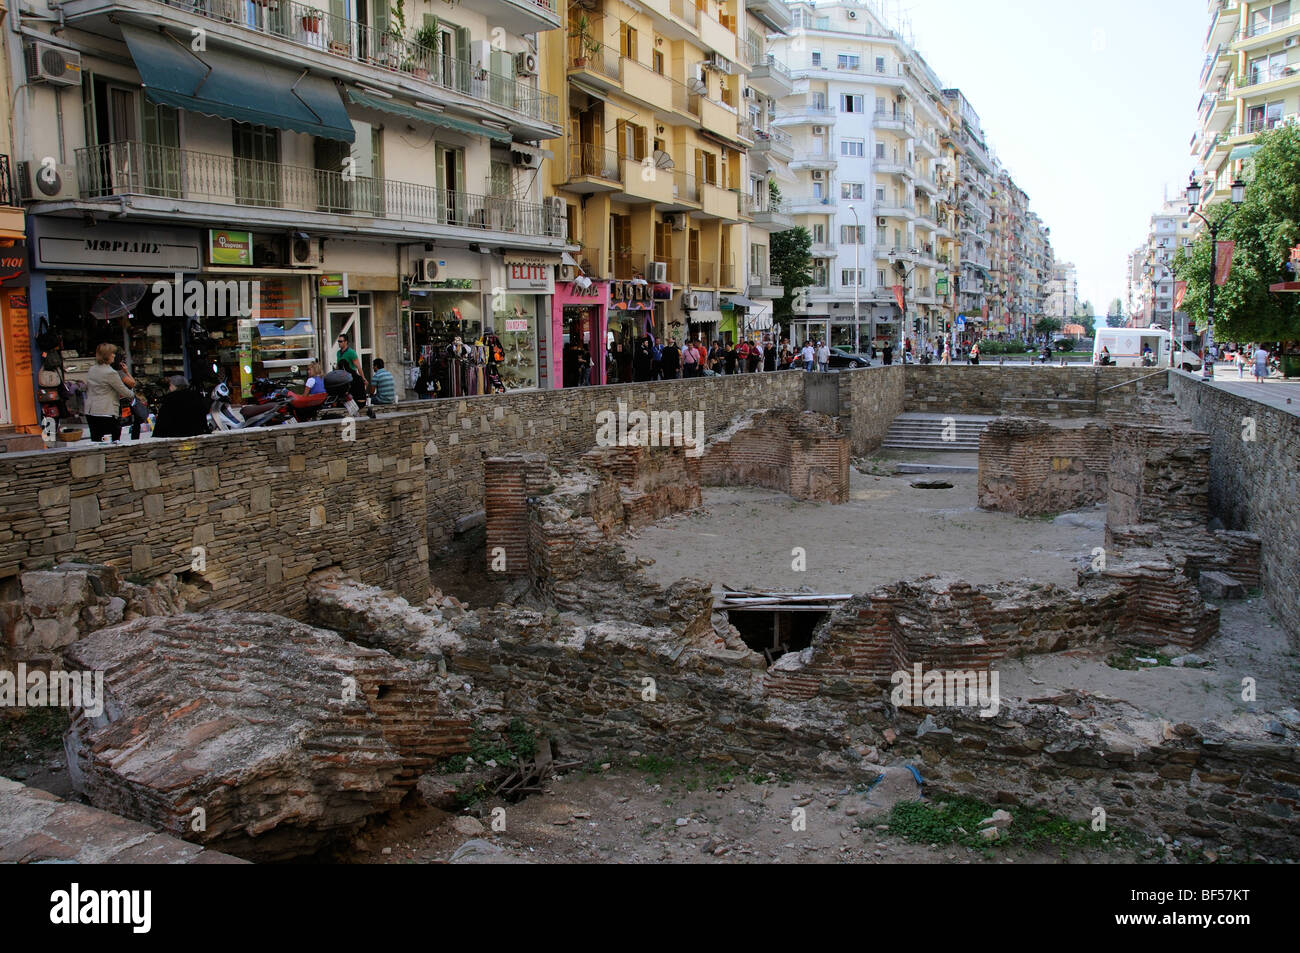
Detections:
849,204,861,355
1185,174,1246,359
890,251,915,359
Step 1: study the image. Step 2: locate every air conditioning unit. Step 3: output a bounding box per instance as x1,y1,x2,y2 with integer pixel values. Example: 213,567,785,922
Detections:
811,170,824,180
682,292,700,310
511,149,537,167
877,217,887,226
650,261,667,282
25,41,82,86
514,51,538,76
290,236,321,267
1286,36,1299,48
743,87,754,99
847,9,858,19
418,258,440,282
668,213,687,231
559,263,579,281
17,159,77,201
813,125,825,135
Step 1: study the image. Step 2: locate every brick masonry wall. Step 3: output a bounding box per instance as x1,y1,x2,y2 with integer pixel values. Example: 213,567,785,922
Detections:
1168,372,1300,641
483,453,549,577
904,366,1167,416
701,409,850,503
1107,422,1211,530
838,365,906,455
978,418,1111,516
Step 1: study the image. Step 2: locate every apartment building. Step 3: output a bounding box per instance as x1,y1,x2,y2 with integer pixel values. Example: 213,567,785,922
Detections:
770,1,955,350
543,0,787,382
1044,262,1078,325
1192,0,1298,209
11,0,567,402
1137,195,1195,338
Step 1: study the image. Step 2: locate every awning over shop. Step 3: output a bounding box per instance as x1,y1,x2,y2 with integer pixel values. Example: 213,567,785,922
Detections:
561,252,579,267
122,26,354,142
1229,144,1262,161
346,89,511,143
691,310,724,324
724,294,759,309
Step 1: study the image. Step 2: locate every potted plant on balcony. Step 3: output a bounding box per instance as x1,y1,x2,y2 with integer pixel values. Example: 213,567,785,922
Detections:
301,9,323,32
570,14,600,69
410,23,440,80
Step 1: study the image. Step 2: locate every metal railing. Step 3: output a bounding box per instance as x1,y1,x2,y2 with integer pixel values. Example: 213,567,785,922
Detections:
569,142,622,182
669,0,698,29
718,262,735,287
0,154,16,207
1242,9,1300,39
673,169,699,203
156,0,558,125
689,259,716,286
567,30,620,80
76,141,566,238
611,250,646,280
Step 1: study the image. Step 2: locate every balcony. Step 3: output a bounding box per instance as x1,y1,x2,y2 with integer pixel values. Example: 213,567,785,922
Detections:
562,143,623,194
1233,9,1300,51
718,262,739,290
874,110,916,137
689,259,717,287
875,160,914,179
789,194,835,214
618,155,675,204
74,141,567,246
748,274,784,299
658,170,702,213
809,242,836,258
774,105,836,127
699,183,741,221
747,54,794,98
747,126,795,162
609,251,648,281
790,155,837,172
0,155,22,239
876,202,916,221
750,196,794,229
61,0,560,138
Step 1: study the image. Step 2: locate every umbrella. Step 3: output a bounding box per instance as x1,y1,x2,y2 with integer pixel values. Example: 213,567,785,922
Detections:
90,282,149,322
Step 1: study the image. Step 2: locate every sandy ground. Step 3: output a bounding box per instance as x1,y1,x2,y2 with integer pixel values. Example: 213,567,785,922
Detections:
623,451,1103,593
352,766,1159,865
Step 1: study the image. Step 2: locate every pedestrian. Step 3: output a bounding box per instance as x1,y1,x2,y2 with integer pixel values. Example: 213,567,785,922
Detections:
941,340,951,365
747,341,761,374
882,342,893,366
336,333,369,405
682,337,699,377
304,361,326,395
725,340,739,375
1238,345,1246,378
85,343,136,443
801,340,815,371
151,375,210,439
970,341,980,366
634,337,653,382
370,358,397,404
661,337,681,380
1253,343,1270,382
816,339,830,372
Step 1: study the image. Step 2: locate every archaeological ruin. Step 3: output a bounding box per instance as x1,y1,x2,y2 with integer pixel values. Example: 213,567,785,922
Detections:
1,365,1297,864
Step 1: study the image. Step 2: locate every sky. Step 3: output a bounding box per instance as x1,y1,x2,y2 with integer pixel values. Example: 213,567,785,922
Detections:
882,0,1207,313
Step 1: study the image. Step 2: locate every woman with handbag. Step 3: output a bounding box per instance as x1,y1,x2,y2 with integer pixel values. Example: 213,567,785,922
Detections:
85,343,136,443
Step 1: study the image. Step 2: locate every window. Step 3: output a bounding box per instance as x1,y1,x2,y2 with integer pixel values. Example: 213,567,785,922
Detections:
1248,52,1288,84
811,223,826,243
837,53,860,70
652,49,664,74
811,91,827,110
841,269,866,286
813,181,825,199
696,149,718,186
815,16,830,29
840,225,865,244
875,96,886,115
751,243,767,277
877,269,886,286
875,56,886,73
840,138,865,157
875,187,885,201
811,51,821,67
875,142,886,159
1251,1,1291,36
618,120,647,161
840,94,864,113
621,25,637,60
841,182,864,200
876,226,886,244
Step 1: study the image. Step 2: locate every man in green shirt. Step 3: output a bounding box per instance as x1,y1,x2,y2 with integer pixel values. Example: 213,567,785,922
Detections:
335,333,369,403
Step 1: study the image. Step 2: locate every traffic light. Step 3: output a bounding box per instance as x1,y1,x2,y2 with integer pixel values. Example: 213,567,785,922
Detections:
913,318,922,334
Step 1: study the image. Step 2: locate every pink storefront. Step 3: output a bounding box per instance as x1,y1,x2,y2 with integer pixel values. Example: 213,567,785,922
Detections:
552,280,608,388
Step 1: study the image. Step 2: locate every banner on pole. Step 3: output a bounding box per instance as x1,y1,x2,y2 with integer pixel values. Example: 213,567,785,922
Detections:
1174,281,1187,310
892,285,905,312
1214,241,1235,287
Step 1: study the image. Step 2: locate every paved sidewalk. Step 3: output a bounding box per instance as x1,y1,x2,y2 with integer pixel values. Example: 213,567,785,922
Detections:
1201,378,1300,417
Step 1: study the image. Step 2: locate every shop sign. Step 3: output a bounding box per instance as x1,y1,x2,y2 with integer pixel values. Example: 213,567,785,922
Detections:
608,280,653,310
209,230,253,266
31,219,201,272
504,257,555,293
0,242,27,288
318,273,350,298
504,318,529,332
652,283,673,300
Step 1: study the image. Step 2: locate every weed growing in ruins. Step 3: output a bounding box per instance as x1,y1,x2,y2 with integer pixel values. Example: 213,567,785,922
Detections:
439,718,537,775
886,796,1143,859
1105,648,1175,671
0,706,69,777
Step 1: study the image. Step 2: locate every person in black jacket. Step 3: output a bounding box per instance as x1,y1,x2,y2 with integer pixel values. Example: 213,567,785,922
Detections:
151,376,210,438
633,337,654,382
660,338,681,379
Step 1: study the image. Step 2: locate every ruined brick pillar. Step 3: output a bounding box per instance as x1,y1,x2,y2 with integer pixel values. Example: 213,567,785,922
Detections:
484,453,550,577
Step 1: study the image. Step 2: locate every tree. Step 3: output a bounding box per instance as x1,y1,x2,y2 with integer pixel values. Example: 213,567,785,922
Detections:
1106,298,1126,328
1078,300,1096,318
1034,316,1061,337
771,226,813,323
1173,124,1300,348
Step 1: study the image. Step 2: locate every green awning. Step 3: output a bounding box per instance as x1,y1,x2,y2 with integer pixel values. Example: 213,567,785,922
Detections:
1229,144,1262,160
345,90,510,143
122,26,354,142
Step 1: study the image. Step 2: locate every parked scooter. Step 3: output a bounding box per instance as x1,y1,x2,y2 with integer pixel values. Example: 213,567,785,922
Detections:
208,381,293,431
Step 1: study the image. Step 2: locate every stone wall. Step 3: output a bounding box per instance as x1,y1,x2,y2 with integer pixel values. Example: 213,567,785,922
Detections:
837,365,906,455
1107,422,1211,530
1168,372,1300,640
977,417,1111,516
701,409,850,503
904,366,1167,416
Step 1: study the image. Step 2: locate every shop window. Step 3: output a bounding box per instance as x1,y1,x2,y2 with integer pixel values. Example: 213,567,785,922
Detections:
492,294,539,390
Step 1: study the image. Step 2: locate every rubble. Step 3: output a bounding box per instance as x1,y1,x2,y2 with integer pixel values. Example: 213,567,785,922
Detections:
62,612,470,862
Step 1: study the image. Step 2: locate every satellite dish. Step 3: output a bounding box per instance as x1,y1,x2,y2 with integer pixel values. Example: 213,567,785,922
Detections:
688,78,707,96
90,282,148,322
652,150,675,170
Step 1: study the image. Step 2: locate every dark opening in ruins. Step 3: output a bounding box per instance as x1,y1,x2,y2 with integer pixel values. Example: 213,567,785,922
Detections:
727,609,827,663
911,481,955,490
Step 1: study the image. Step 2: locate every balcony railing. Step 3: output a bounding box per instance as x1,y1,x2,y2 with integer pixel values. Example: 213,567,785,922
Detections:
76,141,566,238
1242,9,1300,39
569,142,622,182
155,0,558,126
0,154,16,208
567,30,621,80
610,251,646,280
673,169,699,204
690,259,716,286
718,262,735,287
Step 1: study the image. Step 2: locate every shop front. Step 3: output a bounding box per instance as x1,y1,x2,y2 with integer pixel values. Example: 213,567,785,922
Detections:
553,279,607,388
607,279,656,381
0,239,36,436
494,254,554,392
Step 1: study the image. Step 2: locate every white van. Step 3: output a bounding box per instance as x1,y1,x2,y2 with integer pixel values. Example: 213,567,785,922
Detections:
1093,327,1202,371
